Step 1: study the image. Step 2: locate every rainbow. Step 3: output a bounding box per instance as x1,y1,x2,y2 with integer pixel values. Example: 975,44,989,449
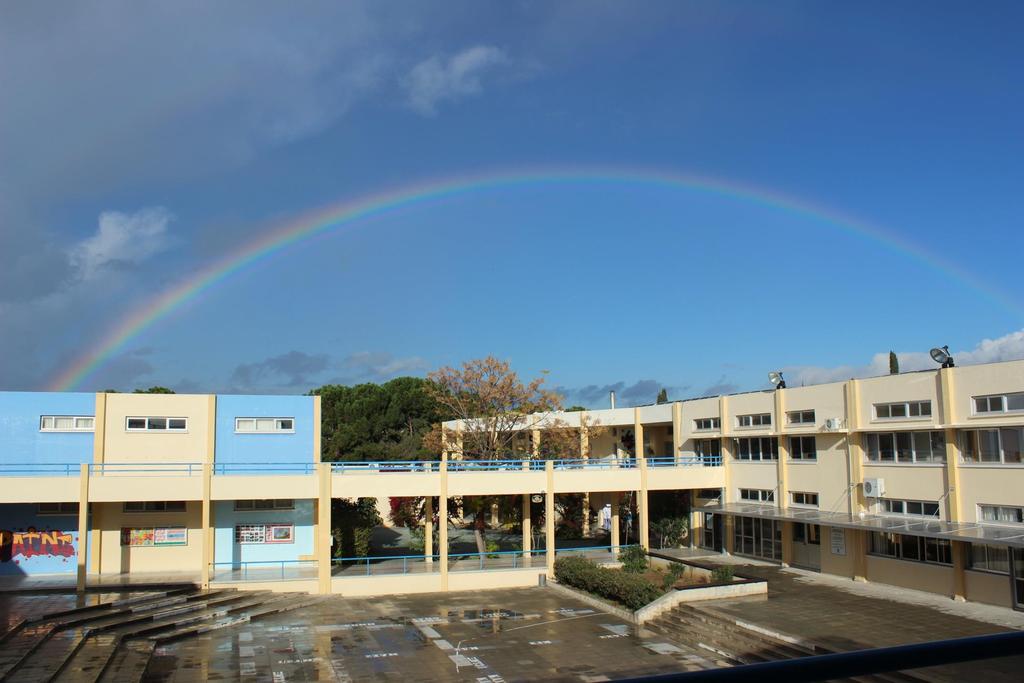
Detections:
49,165,1019,391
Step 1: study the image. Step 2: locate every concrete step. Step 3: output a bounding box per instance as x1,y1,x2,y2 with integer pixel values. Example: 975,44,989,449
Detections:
0,622,57,680
151,594,322,644
97,640,154,683
4,625,88,682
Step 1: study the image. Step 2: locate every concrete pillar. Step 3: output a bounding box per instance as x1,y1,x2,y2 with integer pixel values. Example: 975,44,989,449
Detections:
939,366,962,522
201,463,213,589
545,460,555,577
439,459,449,589
952,540,968,602
611,493,620,555
671,402,683,460
89,393,106,578
774,388,789,509
854,529,869,583
317,463,332,594
424,496,434,563
522,493,531,564
77,464,90,592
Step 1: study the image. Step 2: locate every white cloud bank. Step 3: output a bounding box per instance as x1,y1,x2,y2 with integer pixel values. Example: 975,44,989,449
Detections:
405,45,509,115
71,207,173,280
784,330,1024,386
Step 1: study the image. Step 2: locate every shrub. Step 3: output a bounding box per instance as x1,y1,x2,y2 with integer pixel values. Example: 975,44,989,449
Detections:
554,557,660,610
619,545,648,574
661,561,687,591
711,564,735,583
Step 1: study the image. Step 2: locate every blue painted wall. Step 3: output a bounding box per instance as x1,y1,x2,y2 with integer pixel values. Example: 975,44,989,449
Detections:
214,395,314,467
0,504,82,575
0,392,95,468
213,500,314,567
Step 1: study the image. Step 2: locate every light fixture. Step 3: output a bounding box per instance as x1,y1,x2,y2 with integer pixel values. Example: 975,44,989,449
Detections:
531,494,543,503
929,345,955,368
768,371,786,389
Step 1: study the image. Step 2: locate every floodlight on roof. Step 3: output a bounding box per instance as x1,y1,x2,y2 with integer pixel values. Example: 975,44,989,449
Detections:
929,345,955,368
768,371,786,389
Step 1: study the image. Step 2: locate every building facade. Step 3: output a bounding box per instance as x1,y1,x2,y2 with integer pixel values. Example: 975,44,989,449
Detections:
1,359,1023,609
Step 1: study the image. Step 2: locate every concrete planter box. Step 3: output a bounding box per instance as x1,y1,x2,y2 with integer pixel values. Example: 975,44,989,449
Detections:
552,552,767,624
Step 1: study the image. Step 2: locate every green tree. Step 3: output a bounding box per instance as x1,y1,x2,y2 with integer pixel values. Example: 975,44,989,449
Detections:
133,386,176,394
889,351,899,375
656,388,668,404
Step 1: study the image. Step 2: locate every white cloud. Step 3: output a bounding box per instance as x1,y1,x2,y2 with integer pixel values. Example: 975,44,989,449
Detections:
783,330,1024,387
404,45,509,115
71,207,174,280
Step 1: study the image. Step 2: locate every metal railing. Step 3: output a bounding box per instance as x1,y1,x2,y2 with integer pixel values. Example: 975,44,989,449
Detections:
0,463,82,476
332,553,442,576
90,462,203,476
447,459,545,472
553,544,631,557
330,461,440,474
213,462,317,475
646,454,723,467
210,559,318,581
447,549,548,571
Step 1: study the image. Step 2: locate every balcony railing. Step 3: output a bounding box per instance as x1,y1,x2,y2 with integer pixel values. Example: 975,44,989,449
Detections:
213,462,317,475
0,462,83,476
331,460,440,474
211,559,318,582
91,462,203,476
447,459,544,472
647,454,723,467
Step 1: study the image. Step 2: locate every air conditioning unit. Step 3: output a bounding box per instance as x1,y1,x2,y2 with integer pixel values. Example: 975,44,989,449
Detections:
824,417,845,431
863,478,885,498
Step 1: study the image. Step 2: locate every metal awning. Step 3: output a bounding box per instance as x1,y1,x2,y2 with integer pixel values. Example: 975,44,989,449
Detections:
699,502,1024,548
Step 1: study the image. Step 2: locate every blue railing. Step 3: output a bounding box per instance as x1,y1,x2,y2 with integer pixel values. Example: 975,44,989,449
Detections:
332,553,442,576
447,549,548,571
553,544,631,556
90,462,203,476
0,462,83,476
213,462,317,475
330,460,439,473
646,454,723,467
447,459,544,472
211,559,318,581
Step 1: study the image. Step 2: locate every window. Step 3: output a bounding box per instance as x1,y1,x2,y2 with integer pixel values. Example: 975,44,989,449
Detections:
739,488,775,503
974,392,1024,415
787,410,815,425
696,488,722,500
123,501,187,513
789,435,817,461
961,429,1023,464
126,417,188,432
235,417,295,433
870,532,951,565
879,498,940,518
695,439,721,463
865,431,945,463
694,417,720,431
234,499,295,511
791,492,819,507
38,502,79,515
734,516,782,560
874,401,932,420
978,504,1024,525
970,544,1010,574
734,437,778,461
737,413,771,428
40,416,94,432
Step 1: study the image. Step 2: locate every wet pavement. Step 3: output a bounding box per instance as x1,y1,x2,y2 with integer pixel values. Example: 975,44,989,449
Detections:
141,587,719,682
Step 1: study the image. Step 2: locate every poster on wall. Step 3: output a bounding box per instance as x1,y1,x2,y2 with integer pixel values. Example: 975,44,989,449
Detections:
154,527,188,546
830,527,846,556
121,527,187,547
266,524,294,544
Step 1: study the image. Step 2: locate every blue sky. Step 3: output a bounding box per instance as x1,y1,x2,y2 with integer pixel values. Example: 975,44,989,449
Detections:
2,1,1022,405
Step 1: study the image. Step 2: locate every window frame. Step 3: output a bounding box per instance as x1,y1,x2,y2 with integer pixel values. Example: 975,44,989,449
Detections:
233,499,295,511
789,435,818,461
234,417,296,434
122,501,187,513
736,413,772,429
973,392,1024,416
786,410,816,425
869,531,952,566
739,488,775,504
125,417,189,433
734,436,779,461
865,431,946,464
38,502,80,515
873,401,932,421
960,428,1024,465
791,491,819,508
968,543,1010,575
693,417,721,432
977,504,1024,526
878,497,940,519
39,415,95,432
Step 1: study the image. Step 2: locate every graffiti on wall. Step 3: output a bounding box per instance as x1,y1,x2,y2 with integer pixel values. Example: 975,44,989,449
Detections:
0,527,76,564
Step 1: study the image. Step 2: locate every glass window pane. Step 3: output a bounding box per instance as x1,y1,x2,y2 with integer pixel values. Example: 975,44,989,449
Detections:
75,417,94,429
901,535,921,561
961,431,978,462
930,432,946,462
878,433,895,462
236,419,254,432
877,405,890,418
1008,394,1024,411
127,418,146,429
909,403,920,417
256,418,275,432
168,418,186,430
921,402,932,416
148,418,167,430
41,416,54,429
277,419,293,430
980,430,1001,462
55,417,74,429
913,432,932,461
1001,428,1022,463
896,433,913,462
907,501,923,515
923,503,939,517
891,404,907,418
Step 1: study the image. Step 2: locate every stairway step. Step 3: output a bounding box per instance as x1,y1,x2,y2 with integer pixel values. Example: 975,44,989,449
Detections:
0,622,57,680
150,595,321,644
97,640,154,683
5,626,87,682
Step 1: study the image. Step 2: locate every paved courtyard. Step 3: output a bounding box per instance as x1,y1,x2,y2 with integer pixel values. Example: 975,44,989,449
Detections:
139,587,721,682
